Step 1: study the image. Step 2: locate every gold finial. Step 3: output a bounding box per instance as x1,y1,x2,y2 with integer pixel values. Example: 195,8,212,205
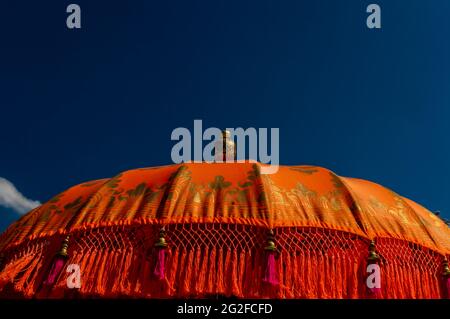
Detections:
214,130,236,162
367,240,379,261
443,259,450,277
222,130,231,138
264,229,277,252
57,235,70,258
155,227,168,248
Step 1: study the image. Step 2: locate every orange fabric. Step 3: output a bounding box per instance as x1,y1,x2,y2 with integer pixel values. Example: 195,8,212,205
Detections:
0,162,449,298
1,163,448,253
0,224,447,298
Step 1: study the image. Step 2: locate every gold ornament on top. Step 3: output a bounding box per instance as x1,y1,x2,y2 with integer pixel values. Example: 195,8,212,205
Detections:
214,130,236,162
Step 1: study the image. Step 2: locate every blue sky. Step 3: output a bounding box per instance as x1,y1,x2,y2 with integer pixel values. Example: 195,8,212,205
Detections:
1,0,450,231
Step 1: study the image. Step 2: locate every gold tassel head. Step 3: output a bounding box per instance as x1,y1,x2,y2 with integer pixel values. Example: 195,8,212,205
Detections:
57,235,70,258
264,229,277,252
368,240,379,261
443,259,450,277
155,227,168,248
0,253,4,270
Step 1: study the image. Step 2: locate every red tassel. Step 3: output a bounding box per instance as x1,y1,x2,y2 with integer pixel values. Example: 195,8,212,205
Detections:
263,251,279,286
44,255,66,286
153,248,166,280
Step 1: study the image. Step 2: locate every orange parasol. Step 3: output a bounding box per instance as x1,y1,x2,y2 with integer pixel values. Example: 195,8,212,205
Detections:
0,162,449,298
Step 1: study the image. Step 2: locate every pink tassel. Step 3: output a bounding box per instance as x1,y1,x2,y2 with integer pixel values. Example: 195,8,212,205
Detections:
446,277,450,299
153,249,166,280
366,264,381,298
44,255,66,286
366,241,381,298
263,251,279,285
368,287,381,297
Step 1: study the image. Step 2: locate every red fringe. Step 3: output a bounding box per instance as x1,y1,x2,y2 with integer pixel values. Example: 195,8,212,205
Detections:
0,239,447,299
0,241,48,298
194,247,207,294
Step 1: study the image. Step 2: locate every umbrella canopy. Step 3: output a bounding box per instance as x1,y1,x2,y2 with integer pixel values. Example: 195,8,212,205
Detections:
0,162,449,298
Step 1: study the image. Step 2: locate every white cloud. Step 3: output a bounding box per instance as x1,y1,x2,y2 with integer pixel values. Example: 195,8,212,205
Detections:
0,177,41,214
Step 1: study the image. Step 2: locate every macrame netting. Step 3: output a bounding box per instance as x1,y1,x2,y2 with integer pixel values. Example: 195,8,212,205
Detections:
0,163,449,298
0,224,448,298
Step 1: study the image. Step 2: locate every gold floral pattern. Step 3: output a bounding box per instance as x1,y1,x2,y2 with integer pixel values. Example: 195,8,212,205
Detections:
0,162,448,254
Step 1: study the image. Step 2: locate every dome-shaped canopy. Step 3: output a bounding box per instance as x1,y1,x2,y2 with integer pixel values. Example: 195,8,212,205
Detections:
1,162,448,253
0,162,449,298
